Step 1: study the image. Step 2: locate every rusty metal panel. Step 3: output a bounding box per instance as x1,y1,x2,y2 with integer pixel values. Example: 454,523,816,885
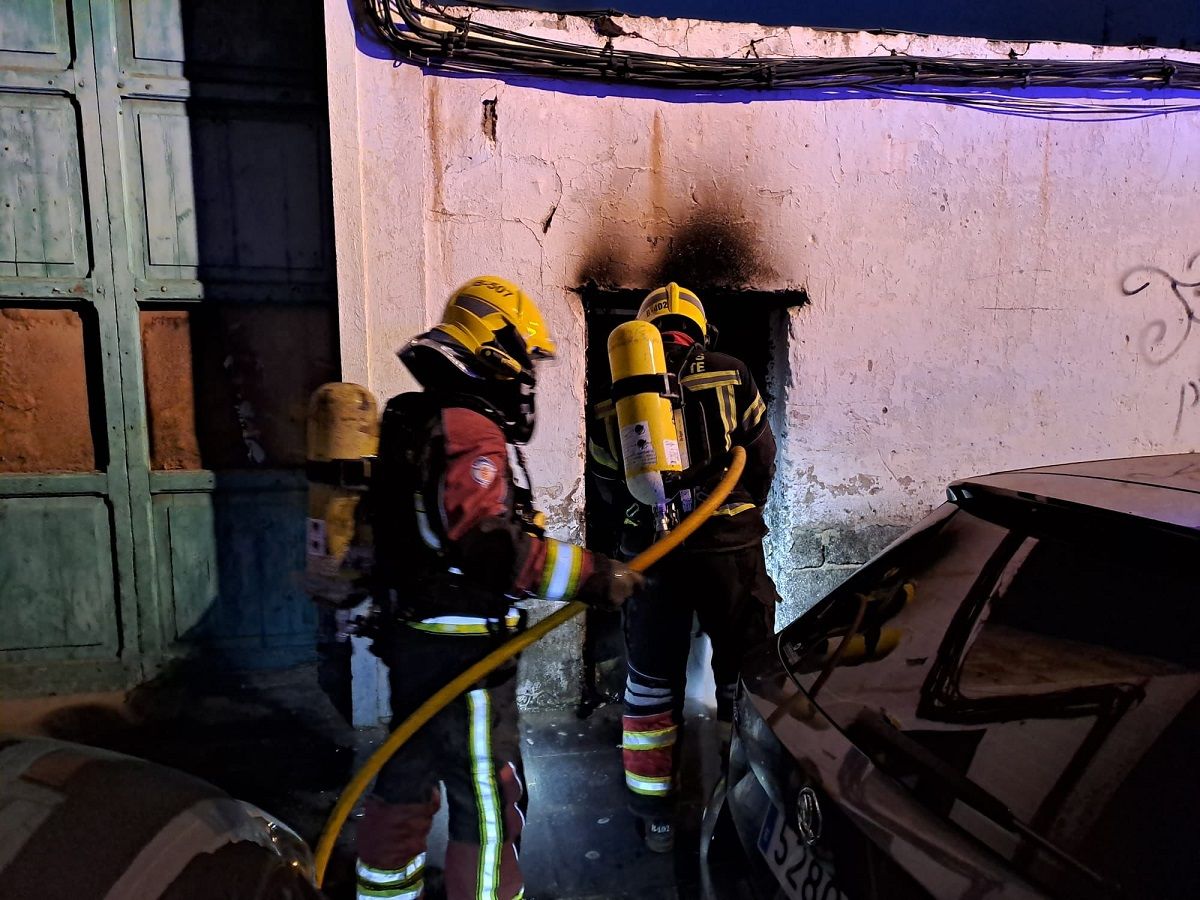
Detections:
0,307,97,473
0,94,89,278
0,495,118,658
139,310,202,470
138,304,337,471
187,304,338,469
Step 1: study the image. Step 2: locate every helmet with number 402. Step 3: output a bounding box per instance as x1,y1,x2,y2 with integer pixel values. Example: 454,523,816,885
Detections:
636,282,712,346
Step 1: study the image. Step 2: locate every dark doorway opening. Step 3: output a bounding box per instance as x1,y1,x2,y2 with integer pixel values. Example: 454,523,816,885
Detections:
576,285,806,714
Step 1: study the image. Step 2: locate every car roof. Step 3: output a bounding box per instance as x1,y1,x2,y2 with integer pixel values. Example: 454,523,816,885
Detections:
949,453,1200,532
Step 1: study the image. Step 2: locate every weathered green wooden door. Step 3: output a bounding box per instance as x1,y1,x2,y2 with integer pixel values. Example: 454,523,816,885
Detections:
0,0,144,693
0,0,337,693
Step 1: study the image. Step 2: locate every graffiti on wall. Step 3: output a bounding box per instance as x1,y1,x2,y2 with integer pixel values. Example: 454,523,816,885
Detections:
1120,252,1200,435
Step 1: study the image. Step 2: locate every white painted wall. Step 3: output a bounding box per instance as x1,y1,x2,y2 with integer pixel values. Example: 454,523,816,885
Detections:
325,5,1200,673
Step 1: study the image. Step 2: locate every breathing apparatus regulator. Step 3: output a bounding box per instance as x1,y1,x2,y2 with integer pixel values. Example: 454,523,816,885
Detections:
604,282,716,535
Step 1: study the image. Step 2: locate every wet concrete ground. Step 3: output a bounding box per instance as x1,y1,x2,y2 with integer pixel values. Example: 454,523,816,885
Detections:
516,702,722,900
323,700,725,899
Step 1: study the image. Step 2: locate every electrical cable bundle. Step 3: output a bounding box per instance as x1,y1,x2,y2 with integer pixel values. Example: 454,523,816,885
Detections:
362,0,1200,118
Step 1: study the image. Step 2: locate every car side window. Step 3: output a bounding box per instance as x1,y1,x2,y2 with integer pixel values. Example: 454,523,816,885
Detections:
923,528,1200,899
789,499,1200,900
957,535,1197,697
778,505,1012,713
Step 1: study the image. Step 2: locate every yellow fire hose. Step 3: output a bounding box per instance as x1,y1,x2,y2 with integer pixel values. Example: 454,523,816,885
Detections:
313,446,746,886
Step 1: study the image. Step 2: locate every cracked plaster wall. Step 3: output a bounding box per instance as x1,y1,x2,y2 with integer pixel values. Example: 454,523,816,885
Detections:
326,7,1200,708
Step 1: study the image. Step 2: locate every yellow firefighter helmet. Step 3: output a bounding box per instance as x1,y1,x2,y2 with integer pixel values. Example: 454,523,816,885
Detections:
637,282,708,345
431,276,557,380
399,276,554,443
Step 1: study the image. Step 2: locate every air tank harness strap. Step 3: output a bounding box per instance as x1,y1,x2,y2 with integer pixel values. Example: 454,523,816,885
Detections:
610,373,681,403
305,458,373,488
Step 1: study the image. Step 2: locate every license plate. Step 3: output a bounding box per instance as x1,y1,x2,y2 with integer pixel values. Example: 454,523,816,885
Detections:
757,802,846,900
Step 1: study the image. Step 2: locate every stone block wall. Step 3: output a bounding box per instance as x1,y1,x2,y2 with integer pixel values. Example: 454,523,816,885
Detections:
771,522,910,628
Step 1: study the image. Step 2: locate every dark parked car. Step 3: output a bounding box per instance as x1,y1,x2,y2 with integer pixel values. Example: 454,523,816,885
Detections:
0,736,322,899
703,454,1200,900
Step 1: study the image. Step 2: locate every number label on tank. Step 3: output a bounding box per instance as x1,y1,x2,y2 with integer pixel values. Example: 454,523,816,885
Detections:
662,439,682,469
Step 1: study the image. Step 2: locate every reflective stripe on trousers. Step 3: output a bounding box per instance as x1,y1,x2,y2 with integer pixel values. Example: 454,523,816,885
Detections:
356,855,425,899
622,710,677,798
467,688,505,898
625,772,673,796
623,670,674,713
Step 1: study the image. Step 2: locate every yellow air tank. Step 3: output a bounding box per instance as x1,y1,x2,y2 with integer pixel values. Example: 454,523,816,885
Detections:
607,320,683,527
305,382,380,607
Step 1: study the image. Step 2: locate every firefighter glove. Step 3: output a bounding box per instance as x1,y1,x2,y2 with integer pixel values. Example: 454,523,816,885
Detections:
577,557,645,610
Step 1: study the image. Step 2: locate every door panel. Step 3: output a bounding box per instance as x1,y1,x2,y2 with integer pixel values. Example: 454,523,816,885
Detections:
152,490,218,643
188,107,333,289
213,476,314,645
114,0,324,82
0,495,118,657
0,94,89,278
102,0,336,668
126,0,185,66
148,475,315,666
0,1,71,72
127,103,199,277
0,0,141,692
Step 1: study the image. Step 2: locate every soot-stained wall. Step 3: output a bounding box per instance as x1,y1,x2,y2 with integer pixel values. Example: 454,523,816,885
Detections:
325,8,1200,709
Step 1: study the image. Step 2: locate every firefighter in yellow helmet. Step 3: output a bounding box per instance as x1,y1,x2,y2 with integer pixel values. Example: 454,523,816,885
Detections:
588,283,780,852
357,276,643,900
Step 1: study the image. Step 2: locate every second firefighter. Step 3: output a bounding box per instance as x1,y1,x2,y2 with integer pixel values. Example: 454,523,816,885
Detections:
589,282,781,852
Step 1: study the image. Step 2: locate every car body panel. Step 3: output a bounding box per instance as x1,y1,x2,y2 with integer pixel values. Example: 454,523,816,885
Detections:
716,453,1200,899
0,737,315,899
951,453,1200,532
735,654,1046,900
990,453,1200,493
